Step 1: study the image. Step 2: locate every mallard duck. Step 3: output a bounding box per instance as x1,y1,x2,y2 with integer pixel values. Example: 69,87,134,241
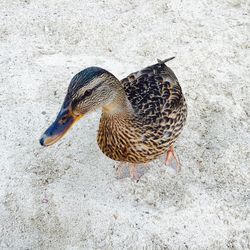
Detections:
40,57,187,180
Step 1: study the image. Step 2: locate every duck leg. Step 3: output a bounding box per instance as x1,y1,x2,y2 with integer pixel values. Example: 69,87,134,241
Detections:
165,145,181,172
115,162,126,179
129,164,139,182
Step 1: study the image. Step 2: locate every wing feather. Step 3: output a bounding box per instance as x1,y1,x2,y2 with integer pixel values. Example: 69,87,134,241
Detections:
121,62,183,124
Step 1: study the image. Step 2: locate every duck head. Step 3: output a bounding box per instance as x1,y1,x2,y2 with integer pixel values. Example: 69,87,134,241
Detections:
39,67,120,146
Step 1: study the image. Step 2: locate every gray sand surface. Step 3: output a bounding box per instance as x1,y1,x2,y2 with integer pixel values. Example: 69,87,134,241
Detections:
0,0,249,249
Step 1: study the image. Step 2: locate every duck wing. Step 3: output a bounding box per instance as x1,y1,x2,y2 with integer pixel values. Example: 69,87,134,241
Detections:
121,58,184,125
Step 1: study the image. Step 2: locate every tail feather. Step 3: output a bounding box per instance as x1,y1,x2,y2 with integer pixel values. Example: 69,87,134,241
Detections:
157,57,175,64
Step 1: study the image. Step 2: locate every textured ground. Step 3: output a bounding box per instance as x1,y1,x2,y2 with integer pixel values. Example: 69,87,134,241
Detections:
0,0,250,249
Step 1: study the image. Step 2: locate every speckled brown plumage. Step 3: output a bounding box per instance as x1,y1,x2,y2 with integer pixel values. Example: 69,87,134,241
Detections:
97,59,187,164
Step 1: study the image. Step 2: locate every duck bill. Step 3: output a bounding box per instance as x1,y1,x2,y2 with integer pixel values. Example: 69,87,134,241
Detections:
40,107,82,147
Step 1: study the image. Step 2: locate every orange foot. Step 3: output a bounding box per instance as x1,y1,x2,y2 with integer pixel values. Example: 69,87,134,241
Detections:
115,162,125,179
115,162,139,182
165,145,181,172
128,164,139,182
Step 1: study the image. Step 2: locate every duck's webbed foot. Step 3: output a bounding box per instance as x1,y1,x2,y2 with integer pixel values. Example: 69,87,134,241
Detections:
165,145,181,172
115,162,147,182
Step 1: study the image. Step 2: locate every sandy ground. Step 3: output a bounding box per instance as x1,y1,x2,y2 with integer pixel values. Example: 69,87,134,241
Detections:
1,0,250,249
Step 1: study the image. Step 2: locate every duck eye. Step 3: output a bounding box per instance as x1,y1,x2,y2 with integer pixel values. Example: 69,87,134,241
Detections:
84,89,92,97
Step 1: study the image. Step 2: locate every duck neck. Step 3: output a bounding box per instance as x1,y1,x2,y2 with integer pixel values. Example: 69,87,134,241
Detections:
102,80,133,117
